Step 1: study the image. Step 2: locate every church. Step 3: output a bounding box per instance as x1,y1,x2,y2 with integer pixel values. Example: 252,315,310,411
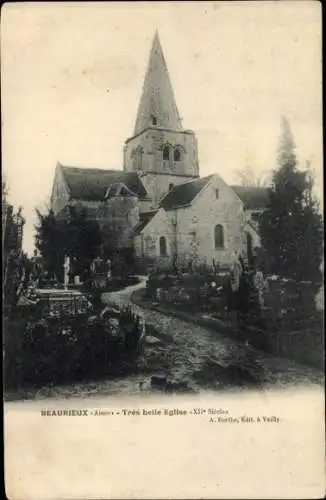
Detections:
50,32,268,269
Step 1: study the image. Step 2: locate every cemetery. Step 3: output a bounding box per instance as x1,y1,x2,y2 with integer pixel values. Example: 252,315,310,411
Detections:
135,265,323,370
3,254,145,393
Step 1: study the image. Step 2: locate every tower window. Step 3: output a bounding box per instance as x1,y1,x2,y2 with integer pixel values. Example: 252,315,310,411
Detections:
214,224,224,249
215,189,219,199
152,115,157,126
137,150,143,170
159,236,168,257
131,146,143,170
163,146,170,161
174,148,181,162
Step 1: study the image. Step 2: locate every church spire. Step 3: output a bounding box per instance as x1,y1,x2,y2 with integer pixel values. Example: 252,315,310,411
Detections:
133,31,183,135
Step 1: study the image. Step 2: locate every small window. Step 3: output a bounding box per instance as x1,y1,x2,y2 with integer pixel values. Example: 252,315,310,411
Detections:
215,189,219,199
214,224,224,249
159,236,168,257
169,183,174,191
163,146,170,161
174,148,181,162
152,115,157,126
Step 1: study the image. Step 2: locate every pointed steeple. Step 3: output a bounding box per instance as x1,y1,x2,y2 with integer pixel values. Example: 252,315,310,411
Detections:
133,31,183,135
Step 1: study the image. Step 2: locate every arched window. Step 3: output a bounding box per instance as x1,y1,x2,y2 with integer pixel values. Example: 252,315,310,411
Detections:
174,148,181,162
151,115,157,126
137,147,143,170
159,236,168,257
163,146,170,161
132,147,143,170
214,224,224,249
131,149,137,170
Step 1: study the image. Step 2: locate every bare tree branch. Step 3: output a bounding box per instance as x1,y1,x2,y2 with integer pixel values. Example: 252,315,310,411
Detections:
234,165,269,187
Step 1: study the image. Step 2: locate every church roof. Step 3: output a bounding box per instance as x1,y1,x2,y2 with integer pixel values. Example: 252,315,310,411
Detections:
133,31,183,135
60,166,148,201
230,185,270,210
160,175,214,211
105,182,138,198
133,211,158,234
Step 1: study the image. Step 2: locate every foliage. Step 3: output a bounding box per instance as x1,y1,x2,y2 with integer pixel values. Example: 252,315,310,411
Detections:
34,206,138,280
2,178,8,203
4,305,144,390
3,183,27,308
34,208,65,280
111,248,136,278
66,207,103,272
259,117,323,283
145,269,230,312
34,207,103,280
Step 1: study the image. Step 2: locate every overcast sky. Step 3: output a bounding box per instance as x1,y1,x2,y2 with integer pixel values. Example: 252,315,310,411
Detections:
2,1,322,254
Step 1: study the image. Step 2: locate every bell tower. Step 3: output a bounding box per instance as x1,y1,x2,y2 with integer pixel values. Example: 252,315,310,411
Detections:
123,31,199,207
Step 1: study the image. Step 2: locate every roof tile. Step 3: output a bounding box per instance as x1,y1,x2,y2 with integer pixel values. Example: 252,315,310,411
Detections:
160,175,213,210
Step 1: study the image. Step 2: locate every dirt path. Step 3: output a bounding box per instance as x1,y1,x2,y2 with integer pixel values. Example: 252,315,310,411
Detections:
101,278,322,392
6,278,322,402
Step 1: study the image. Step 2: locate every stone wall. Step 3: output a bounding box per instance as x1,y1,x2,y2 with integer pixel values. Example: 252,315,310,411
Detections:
123,127,199,205
139,172,197,209
135,175,247,270
134,208,174,268
173,175,246,267
98,195,139,249
138,198,155,214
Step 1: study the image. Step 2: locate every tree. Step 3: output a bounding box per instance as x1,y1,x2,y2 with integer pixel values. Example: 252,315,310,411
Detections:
235,156,271,188
34,207,103,281
35,208,66,280
259,116,323,282
2,178,8,204
3,182,27,307
65,207,103,276
235,165,263,187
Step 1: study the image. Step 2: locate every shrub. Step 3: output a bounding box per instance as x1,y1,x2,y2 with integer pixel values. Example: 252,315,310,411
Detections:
4,305,144,391
146,268,230,308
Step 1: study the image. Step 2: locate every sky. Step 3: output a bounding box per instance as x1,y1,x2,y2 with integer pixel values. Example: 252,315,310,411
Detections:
1,1,323,255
